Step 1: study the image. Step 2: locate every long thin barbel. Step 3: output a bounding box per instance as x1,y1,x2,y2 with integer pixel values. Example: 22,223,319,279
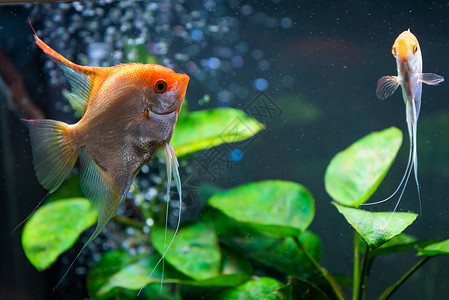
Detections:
138,143,182,296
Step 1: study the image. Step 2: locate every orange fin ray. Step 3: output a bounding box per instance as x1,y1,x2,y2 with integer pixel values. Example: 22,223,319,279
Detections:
33,34,98,116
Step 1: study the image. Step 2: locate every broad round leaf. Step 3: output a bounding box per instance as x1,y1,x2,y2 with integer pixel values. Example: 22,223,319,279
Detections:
171,108,264,157
325,127,402,207
88,247,249,299
280,277,330,300
22,198,97,270
225,231,321,277
419,239,449,257
87,250,186,299
217,277,284,300
45,175,84,202
208,180,315,236
152,223,221,280
334,202,417,249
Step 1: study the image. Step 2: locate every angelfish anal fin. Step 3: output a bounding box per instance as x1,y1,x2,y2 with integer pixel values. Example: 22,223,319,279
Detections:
54,149,130,290
376,76,400,99
419,73,445,86
61,67,93,117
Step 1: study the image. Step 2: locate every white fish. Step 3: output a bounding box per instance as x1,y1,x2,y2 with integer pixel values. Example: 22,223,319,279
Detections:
373,30,444,213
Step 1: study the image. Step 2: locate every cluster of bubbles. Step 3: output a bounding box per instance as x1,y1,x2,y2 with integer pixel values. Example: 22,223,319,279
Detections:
30,0,295,113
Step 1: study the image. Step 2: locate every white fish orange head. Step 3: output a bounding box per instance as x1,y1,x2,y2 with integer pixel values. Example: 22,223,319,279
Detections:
392,30,422,74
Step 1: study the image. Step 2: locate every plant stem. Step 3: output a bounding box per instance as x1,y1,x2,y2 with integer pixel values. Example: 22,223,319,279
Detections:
378,256,431,300
352,233,360,300
294,236,345,300
358,245,374,300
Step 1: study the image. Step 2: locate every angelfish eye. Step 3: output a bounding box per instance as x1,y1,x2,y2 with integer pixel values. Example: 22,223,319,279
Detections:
154,79,167,94
391,46,396,56
413,45,418,54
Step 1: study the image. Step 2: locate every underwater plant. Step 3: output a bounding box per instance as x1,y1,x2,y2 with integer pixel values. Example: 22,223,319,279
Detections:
11,2,448,300
22,116,449,299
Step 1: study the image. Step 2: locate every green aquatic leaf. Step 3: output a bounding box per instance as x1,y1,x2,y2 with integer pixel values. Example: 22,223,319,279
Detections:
325,127,403,207
45,174,84,202
88,247,249,298
372,234,432,256
359,233,433,256
180,247,251,287
224,231,321,277
217,277,285,300
333,202,417,249
208,180,315,237
281,277,330,300
22,198,97,270
419,239,449,257
124,43,160,64
87,249,186,299
152,223,221,280
171,107,264,157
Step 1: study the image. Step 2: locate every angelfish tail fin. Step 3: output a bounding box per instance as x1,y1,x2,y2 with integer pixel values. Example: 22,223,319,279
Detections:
25,119,78,193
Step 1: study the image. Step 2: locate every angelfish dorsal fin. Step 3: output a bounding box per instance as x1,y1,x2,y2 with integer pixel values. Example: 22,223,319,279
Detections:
61,67,93,117
34,34,99,116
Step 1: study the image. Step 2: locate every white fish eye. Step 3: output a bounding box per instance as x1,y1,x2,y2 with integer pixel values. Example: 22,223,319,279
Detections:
413,45,418,54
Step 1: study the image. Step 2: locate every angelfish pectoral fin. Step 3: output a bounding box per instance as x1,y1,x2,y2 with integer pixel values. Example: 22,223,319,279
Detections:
159,142,182,203
419,73,444,86
138,142,182,295
54,149,129,290
376,76,400,99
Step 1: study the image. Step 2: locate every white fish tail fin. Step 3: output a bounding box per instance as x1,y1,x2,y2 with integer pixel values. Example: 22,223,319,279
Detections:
138,143,182,296
362,100,418,214
388,100,418,222
411,100,422,216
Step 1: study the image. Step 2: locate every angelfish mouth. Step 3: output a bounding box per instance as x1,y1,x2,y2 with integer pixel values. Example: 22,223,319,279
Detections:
148,106,177,116
174,74,190,111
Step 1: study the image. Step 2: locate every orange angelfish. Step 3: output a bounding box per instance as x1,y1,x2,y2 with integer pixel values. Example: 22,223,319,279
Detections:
26,28,189,287
373,30,443,213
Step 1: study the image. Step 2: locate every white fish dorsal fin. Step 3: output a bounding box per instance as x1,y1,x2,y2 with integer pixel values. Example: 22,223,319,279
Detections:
376,76,400,99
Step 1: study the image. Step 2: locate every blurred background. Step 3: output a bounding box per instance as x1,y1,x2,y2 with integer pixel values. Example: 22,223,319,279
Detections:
1,1,449,299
